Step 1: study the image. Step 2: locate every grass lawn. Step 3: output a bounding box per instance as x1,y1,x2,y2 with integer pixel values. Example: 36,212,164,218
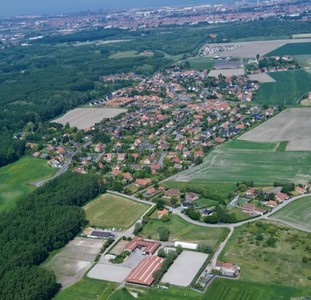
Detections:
196,197,219,208
172,147,311,185
109,51,138,59
268,42,311,56
142,215,228,249
220,140,277,151
219,220,311,289
229,207,251,221
84,193,149,228
272,196,311,231
254,70,311,106
187,57,215,70
0,157,56,212
163,181,236,202
205,278,310,300
55,277,117,300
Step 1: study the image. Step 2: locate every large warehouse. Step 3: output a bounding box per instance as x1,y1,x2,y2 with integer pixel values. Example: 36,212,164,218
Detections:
125,256,164,286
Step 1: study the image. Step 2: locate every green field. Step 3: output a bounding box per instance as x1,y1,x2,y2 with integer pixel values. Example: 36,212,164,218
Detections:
187,57,215,70
84,193,149,228
268,42,311,56
172,147,311,185
219,221,311,289
164,181,236,202
0,157,56,212
142,215,228,249
55,277,309,300
220,140,277,151
55,277,116,300
255,70,311,106
204,278,309,300
272,196,311,231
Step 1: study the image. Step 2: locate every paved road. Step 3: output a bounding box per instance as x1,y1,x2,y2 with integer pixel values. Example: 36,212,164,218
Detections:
109,191,311,231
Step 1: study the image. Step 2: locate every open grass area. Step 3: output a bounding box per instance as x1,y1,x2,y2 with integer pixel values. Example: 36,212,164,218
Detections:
84,193,149,228
0,157,56,212
220,140,277,151
268,42,311,56
254,70,311,106
272,196,311,232
163,181,236,202
196,198,219,208
142,215,228,249
172,147,311,185
219,221,311,289
187,57,215,70
55,277,116,300
205,278,309,300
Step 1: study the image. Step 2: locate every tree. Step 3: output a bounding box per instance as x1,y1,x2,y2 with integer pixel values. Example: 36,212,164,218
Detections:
156,199,165,210
133,222,143,235
158,227,169,241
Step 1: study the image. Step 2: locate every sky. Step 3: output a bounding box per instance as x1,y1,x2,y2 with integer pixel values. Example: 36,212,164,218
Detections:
0,0,223,18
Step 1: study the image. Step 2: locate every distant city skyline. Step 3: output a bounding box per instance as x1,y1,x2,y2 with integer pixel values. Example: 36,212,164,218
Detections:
0,0,226,17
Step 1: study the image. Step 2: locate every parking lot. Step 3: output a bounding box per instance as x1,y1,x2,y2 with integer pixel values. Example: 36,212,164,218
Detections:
161,251,208,287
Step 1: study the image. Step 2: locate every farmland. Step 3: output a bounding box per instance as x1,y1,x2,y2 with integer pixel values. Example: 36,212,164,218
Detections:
220,140,277,151
204,278,308,300
172,147,311,185
0,157,56,212
219,221,311,289
141,215,228,249
55,277,116,300
267,42,311,56
239,108,311,151
187,57,215,70
84,193,149,228
254,70,311,106
271,196,311,232
54,107,127,130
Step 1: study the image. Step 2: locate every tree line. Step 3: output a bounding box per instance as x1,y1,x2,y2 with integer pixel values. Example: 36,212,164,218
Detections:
0,172,104,300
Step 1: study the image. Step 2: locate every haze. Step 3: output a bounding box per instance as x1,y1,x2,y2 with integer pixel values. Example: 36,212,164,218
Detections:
0,0,218,17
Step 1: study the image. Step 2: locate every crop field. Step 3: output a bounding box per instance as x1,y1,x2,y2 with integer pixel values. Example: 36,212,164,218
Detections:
271,196,311,232
187,57,215,70
219,221,311,289
254,70,311,106
109,50,154,59
172,147,311,185
142,215,228,249
205,278,308,300
0,157,56,212
55,278,116,300
84,193,149,228
208,68,244,77
267,42,311,56
54,107,127,129
239,108,311,151
248,73,276,83
205,38,311,58
221,140,277,151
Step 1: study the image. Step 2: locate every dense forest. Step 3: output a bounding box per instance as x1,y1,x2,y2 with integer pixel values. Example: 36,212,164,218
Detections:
0,172,104,300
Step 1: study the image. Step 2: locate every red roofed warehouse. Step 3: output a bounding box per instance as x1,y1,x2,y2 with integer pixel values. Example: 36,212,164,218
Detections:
124,237,160,255
126,256,164,286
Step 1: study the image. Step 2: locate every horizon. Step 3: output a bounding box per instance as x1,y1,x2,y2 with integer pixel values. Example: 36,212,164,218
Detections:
0,0,224,18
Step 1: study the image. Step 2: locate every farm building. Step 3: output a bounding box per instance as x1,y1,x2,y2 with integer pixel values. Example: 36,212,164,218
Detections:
214,261,240,277
124,237,160,255
125,256,164,286
174,241,198,250
88,229,115,239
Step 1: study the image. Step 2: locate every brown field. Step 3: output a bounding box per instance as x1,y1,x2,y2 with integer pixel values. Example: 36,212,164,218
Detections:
248,73,276,83
208,68,245,77
206,38,311,58
239,108,311,151
53,108,127,129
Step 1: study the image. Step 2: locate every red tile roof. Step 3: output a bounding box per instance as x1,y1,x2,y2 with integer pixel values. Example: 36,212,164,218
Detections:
126,256,164,286
124,237,160,254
